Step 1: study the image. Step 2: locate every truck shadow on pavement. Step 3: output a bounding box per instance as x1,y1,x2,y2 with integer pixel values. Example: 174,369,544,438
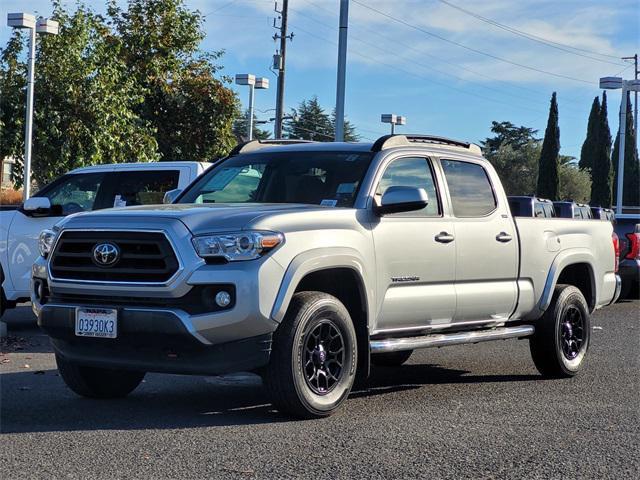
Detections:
1,363,541,434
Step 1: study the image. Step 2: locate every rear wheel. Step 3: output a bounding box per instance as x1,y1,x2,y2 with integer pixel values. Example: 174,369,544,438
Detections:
263,291,357,419
371,350,413,367
529,284,590,378
56,354,145,398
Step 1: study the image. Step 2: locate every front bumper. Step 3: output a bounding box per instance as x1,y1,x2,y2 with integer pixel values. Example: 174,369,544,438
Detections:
39,303,272,375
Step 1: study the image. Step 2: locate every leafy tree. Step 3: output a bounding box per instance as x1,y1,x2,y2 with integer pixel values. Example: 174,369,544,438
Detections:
1,4,159,188
560,161,591,203
284,97,359,141
485,142,540,196
612,93,640,206
108,0,238,161
483,121,540,195
589,92,613,207
536,92,560,200
233,109,270,142
579,96,600,171
481,121,539,155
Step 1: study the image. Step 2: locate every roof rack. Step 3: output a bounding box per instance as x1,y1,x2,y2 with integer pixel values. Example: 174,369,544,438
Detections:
371,134,481,154
229,139,316,156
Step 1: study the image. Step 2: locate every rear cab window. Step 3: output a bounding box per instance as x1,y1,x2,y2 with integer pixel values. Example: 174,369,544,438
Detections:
440,159,497,217
101,170,180,208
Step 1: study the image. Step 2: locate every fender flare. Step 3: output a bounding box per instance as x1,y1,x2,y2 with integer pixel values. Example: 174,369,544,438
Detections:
537,248,596,314
270,247,374,325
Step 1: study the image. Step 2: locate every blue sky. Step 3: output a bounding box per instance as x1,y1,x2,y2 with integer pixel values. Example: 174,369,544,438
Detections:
1,0,638,159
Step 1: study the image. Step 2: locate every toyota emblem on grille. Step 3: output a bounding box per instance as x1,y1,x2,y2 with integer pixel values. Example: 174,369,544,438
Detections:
92,242,120,267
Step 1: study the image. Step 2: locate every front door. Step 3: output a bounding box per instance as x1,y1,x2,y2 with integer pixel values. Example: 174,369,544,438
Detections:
371,156,456,333
439,158,518,323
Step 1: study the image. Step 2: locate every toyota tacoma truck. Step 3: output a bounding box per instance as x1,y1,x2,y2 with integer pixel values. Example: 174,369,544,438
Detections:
31,135,621,418
1,161,209,317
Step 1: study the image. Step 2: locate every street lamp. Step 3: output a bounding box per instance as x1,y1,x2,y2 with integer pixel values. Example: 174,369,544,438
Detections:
7,13,59,200
381,114,406,134
235,74,269,141
599,76,640,215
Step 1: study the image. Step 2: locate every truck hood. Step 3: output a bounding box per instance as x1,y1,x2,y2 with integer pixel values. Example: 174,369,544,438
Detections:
59,203,331,234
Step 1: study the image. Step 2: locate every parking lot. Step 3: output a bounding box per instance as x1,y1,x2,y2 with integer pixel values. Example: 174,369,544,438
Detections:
1,300,638,479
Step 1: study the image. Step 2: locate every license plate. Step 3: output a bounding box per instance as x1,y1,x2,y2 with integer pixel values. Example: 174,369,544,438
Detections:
75,308,118,338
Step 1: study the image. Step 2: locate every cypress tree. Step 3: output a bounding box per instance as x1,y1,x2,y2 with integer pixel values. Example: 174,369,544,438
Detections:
589,92,612,207
579,96,600,171
537,92,560,200
612,93,640,207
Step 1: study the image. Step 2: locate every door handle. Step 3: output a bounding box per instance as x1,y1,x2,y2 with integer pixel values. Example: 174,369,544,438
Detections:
496,232,513,243
435,232,455,243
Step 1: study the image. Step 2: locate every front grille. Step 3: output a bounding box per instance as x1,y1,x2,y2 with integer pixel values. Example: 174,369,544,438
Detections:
50,231,179,282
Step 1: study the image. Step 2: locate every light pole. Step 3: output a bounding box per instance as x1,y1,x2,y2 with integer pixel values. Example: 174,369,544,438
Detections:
600,76,640,214
334,0,349,142
381,114,406,134
7,13,59,200
236,74,269,141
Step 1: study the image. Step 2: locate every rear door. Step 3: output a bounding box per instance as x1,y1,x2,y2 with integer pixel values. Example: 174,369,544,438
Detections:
439,158,518,323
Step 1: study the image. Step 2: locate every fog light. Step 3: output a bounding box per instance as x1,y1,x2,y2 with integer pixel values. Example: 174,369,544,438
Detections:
215,291,232,308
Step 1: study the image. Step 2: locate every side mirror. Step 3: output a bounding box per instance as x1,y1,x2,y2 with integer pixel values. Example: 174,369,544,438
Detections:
163,188,182,204
377,186,428,215
23,197,52,217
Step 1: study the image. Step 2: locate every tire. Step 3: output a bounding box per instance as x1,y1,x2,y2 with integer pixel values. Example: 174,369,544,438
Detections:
371,350,413,367
529,284,590,378
263,291,358,419
56,354,145,398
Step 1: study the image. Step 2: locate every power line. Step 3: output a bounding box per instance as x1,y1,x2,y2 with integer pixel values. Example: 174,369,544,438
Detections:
292,4,554,110
436,0,624,64
350,0,595,86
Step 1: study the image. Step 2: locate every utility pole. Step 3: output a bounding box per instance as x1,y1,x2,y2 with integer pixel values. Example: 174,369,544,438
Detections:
334,0,349,142
273,1,292,139
621,54,638,140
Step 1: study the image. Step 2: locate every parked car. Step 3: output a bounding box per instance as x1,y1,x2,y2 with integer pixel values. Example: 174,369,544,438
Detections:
1,161,209,316
591,207,616,222
32,135,620,418
508,196,555,218
614,214,640,299
554,201,593,219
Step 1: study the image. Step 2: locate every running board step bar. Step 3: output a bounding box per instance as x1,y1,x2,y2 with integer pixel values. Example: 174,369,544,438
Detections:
370,325,535,353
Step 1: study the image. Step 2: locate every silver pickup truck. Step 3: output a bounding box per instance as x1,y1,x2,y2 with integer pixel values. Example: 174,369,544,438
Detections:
32,135,621,418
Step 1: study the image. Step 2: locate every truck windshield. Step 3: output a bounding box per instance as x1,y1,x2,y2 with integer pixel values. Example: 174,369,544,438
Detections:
178,151,374,207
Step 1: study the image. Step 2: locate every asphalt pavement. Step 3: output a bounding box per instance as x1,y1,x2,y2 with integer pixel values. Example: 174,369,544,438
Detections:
1,301,639,479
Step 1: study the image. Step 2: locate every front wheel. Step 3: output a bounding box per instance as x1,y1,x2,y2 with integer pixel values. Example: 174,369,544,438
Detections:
529,284,590,378
56,354,145,398
263,291,357,419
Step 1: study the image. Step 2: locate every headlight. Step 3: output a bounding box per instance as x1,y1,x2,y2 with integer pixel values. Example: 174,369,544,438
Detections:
38,229,58,258
192,231,283,261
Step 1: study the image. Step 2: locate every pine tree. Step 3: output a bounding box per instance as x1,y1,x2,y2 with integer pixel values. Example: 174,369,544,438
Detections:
579,96,600,171
284,97,334,141
612,93,640,207
589,92,612,207
536,92,560,200
233,109,270,142
331,109,360,142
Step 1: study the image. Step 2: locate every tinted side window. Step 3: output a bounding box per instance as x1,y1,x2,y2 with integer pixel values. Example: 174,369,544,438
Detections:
441,159,496,217
36,173,106,215
376,157,440,216
107,170,180,207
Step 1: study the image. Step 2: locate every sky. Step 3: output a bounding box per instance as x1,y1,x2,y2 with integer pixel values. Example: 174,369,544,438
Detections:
1,0,639,159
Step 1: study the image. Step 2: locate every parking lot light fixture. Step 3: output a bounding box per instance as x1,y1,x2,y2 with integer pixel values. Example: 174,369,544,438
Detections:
7,13,59,201
599,76,640,214
381,113,406,134
236,74,269,141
